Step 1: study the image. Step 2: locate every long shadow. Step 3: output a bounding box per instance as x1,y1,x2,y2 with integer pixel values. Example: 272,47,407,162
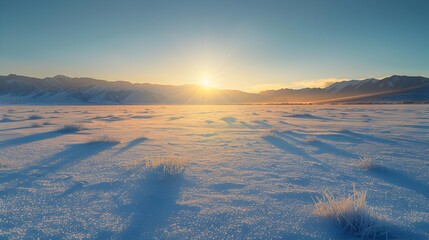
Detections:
0,118,27,123
56,180,122,199
115,137,148,155
221,117,237,124
273,130,307,144
278,130,362,157
308,140,360,158
338,130,397,145
262,135,328,169
120,172,184,239
251,120,272,128
0,126,33,132
0,130,69,149
240,121,256,129
279,120,304,128
274,130,322,150
277,130,307,138
368,166,429,198
130,115,153,119
0,141,118,195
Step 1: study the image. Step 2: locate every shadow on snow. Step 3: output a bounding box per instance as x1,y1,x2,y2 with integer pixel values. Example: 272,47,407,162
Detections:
115,137,148,155
262,135,329,170
0,141,118,195
117,172,184,239
278,130,360,159
367,166,429,199
0,129,81,149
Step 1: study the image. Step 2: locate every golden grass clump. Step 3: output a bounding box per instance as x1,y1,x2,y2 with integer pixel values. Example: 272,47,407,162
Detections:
145,157,186,178
314,187,389,240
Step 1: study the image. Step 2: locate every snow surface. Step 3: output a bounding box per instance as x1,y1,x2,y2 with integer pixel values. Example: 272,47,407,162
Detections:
0,105,428,239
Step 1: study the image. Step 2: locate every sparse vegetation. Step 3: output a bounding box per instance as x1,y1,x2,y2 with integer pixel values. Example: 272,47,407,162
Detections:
88,135,120,144
354,157,378,170
58,124,84,133
28,114,43,120
145,157,186,179
305,136,318,143
30,122,44,128
314,187,389,240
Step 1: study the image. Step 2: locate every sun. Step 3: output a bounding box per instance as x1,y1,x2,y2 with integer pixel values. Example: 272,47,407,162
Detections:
201,78,212,88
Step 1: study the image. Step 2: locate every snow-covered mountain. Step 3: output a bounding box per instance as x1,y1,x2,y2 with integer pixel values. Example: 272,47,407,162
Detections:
0,74,162,104
260,75,429,103
0,74,264,105
328,83,429,104
1,74,428,104
325,75,429,95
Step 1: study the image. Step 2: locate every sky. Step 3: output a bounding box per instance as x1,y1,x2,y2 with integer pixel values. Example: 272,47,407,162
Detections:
1,0,429,92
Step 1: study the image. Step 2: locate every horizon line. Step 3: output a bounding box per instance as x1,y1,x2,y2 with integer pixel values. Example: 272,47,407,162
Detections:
1,73,427,93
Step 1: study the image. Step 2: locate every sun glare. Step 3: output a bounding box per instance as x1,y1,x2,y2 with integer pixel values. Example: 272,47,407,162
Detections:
201,78,212,88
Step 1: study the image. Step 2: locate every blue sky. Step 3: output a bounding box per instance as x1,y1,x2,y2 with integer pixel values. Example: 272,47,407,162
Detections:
1,0,428,91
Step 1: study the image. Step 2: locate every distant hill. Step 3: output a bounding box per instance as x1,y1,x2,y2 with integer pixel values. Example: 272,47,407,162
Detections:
260,75,429,104
1,74,428,104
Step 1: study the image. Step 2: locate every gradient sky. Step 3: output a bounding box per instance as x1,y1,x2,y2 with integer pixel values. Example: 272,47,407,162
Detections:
1,0,428,91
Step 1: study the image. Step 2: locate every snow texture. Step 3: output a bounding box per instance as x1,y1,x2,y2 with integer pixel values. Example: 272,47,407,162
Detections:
0,105,428,239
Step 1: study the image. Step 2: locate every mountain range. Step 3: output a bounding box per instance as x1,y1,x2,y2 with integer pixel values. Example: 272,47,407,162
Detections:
1,74,428,105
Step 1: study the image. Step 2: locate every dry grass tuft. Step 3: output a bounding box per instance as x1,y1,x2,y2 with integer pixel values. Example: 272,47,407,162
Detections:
314,187,389,240
88,135,120,144
145,157,186,179
354,157,378,170
59,124,84,133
